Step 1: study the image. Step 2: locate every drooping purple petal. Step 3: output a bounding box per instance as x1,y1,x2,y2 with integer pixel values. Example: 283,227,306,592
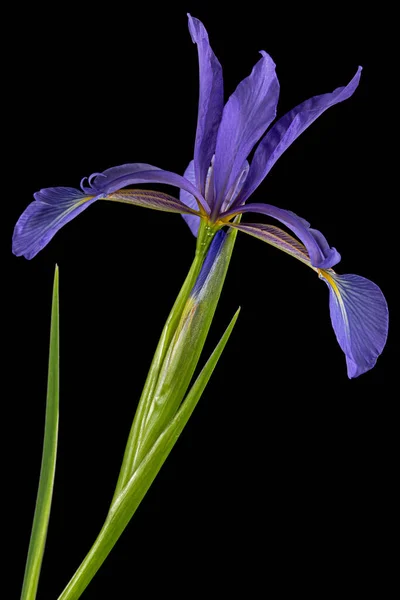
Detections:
84,163,209,212
212,51,279,218
12,187,98,259
106,189,200,214
179,160,202,236
13,178,200,260
227,221,312,267
222,203,340,268
234,67,362,207
227,218,388,378
188,14,224,197
319,270,388,378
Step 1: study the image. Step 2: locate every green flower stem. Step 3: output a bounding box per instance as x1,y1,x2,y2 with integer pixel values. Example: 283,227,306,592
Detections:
132,227,239,468
21,266,59,600
112,221,218,501
57,307,240,600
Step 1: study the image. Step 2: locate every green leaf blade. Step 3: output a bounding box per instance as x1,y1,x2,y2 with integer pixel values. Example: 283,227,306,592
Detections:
21,265,60,600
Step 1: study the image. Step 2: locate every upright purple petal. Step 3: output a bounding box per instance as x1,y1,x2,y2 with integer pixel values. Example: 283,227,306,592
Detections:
85,163,209,212
212,51,279,218
179,160,202,236
234,67,362,207
319,270,388,378
12,188,97,259
221,160,250,213
223,202,341,269
188,14,224,197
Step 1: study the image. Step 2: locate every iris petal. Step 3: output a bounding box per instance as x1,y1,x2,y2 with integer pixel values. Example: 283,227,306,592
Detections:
80,163,159,193
84,162,209,212
107,189,199,214
221,160,250,213
188,14,224,197
212,51,279,217
233,67,362,207
226,221,312,267
319,271,388,378
179,160,202,236
223,203,340,268
226,220,388,378
13,180,200,260
12,188,97,259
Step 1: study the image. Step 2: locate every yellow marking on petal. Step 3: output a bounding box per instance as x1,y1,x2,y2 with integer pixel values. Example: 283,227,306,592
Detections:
215,212,240,226
194,201,208,218
318,269,339,293
318,268,349,331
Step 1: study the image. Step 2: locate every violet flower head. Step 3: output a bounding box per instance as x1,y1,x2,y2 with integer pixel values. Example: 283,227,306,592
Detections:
12,14,388,378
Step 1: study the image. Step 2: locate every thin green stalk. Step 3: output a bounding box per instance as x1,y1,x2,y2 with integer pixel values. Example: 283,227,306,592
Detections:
21,266,60,600
112,221,217,501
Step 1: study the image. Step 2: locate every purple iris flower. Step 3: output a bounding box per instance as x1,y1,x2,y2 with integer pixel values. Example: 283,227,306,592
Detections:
12,15,388,378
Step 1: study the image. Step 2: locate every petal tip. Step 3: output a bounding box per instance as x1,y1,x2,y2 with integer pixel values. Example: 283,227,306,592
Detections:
258,49,276,68
187,14,208,44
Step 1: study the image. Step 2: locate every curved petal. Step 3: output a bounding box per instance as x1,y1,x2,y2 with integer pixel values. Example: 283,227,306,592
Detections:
12,188,97,259
319,270,388,378
80,163,160,193
106,189,200,214
188,15,224,197
234,67,362,207
84,163,209,212
13,183,200,260
179,160,202,236
226,221,312,267
223,203,340,268
212,50,279,218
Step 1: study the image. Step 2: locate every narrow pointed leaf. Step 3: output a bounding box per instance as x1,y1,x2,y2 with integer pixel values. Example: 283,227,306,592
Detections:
21,266,59,600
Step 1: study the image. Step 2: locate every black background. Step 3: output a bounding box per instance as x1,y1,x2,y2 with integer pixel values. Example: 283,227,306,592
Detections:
6,1,396,598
